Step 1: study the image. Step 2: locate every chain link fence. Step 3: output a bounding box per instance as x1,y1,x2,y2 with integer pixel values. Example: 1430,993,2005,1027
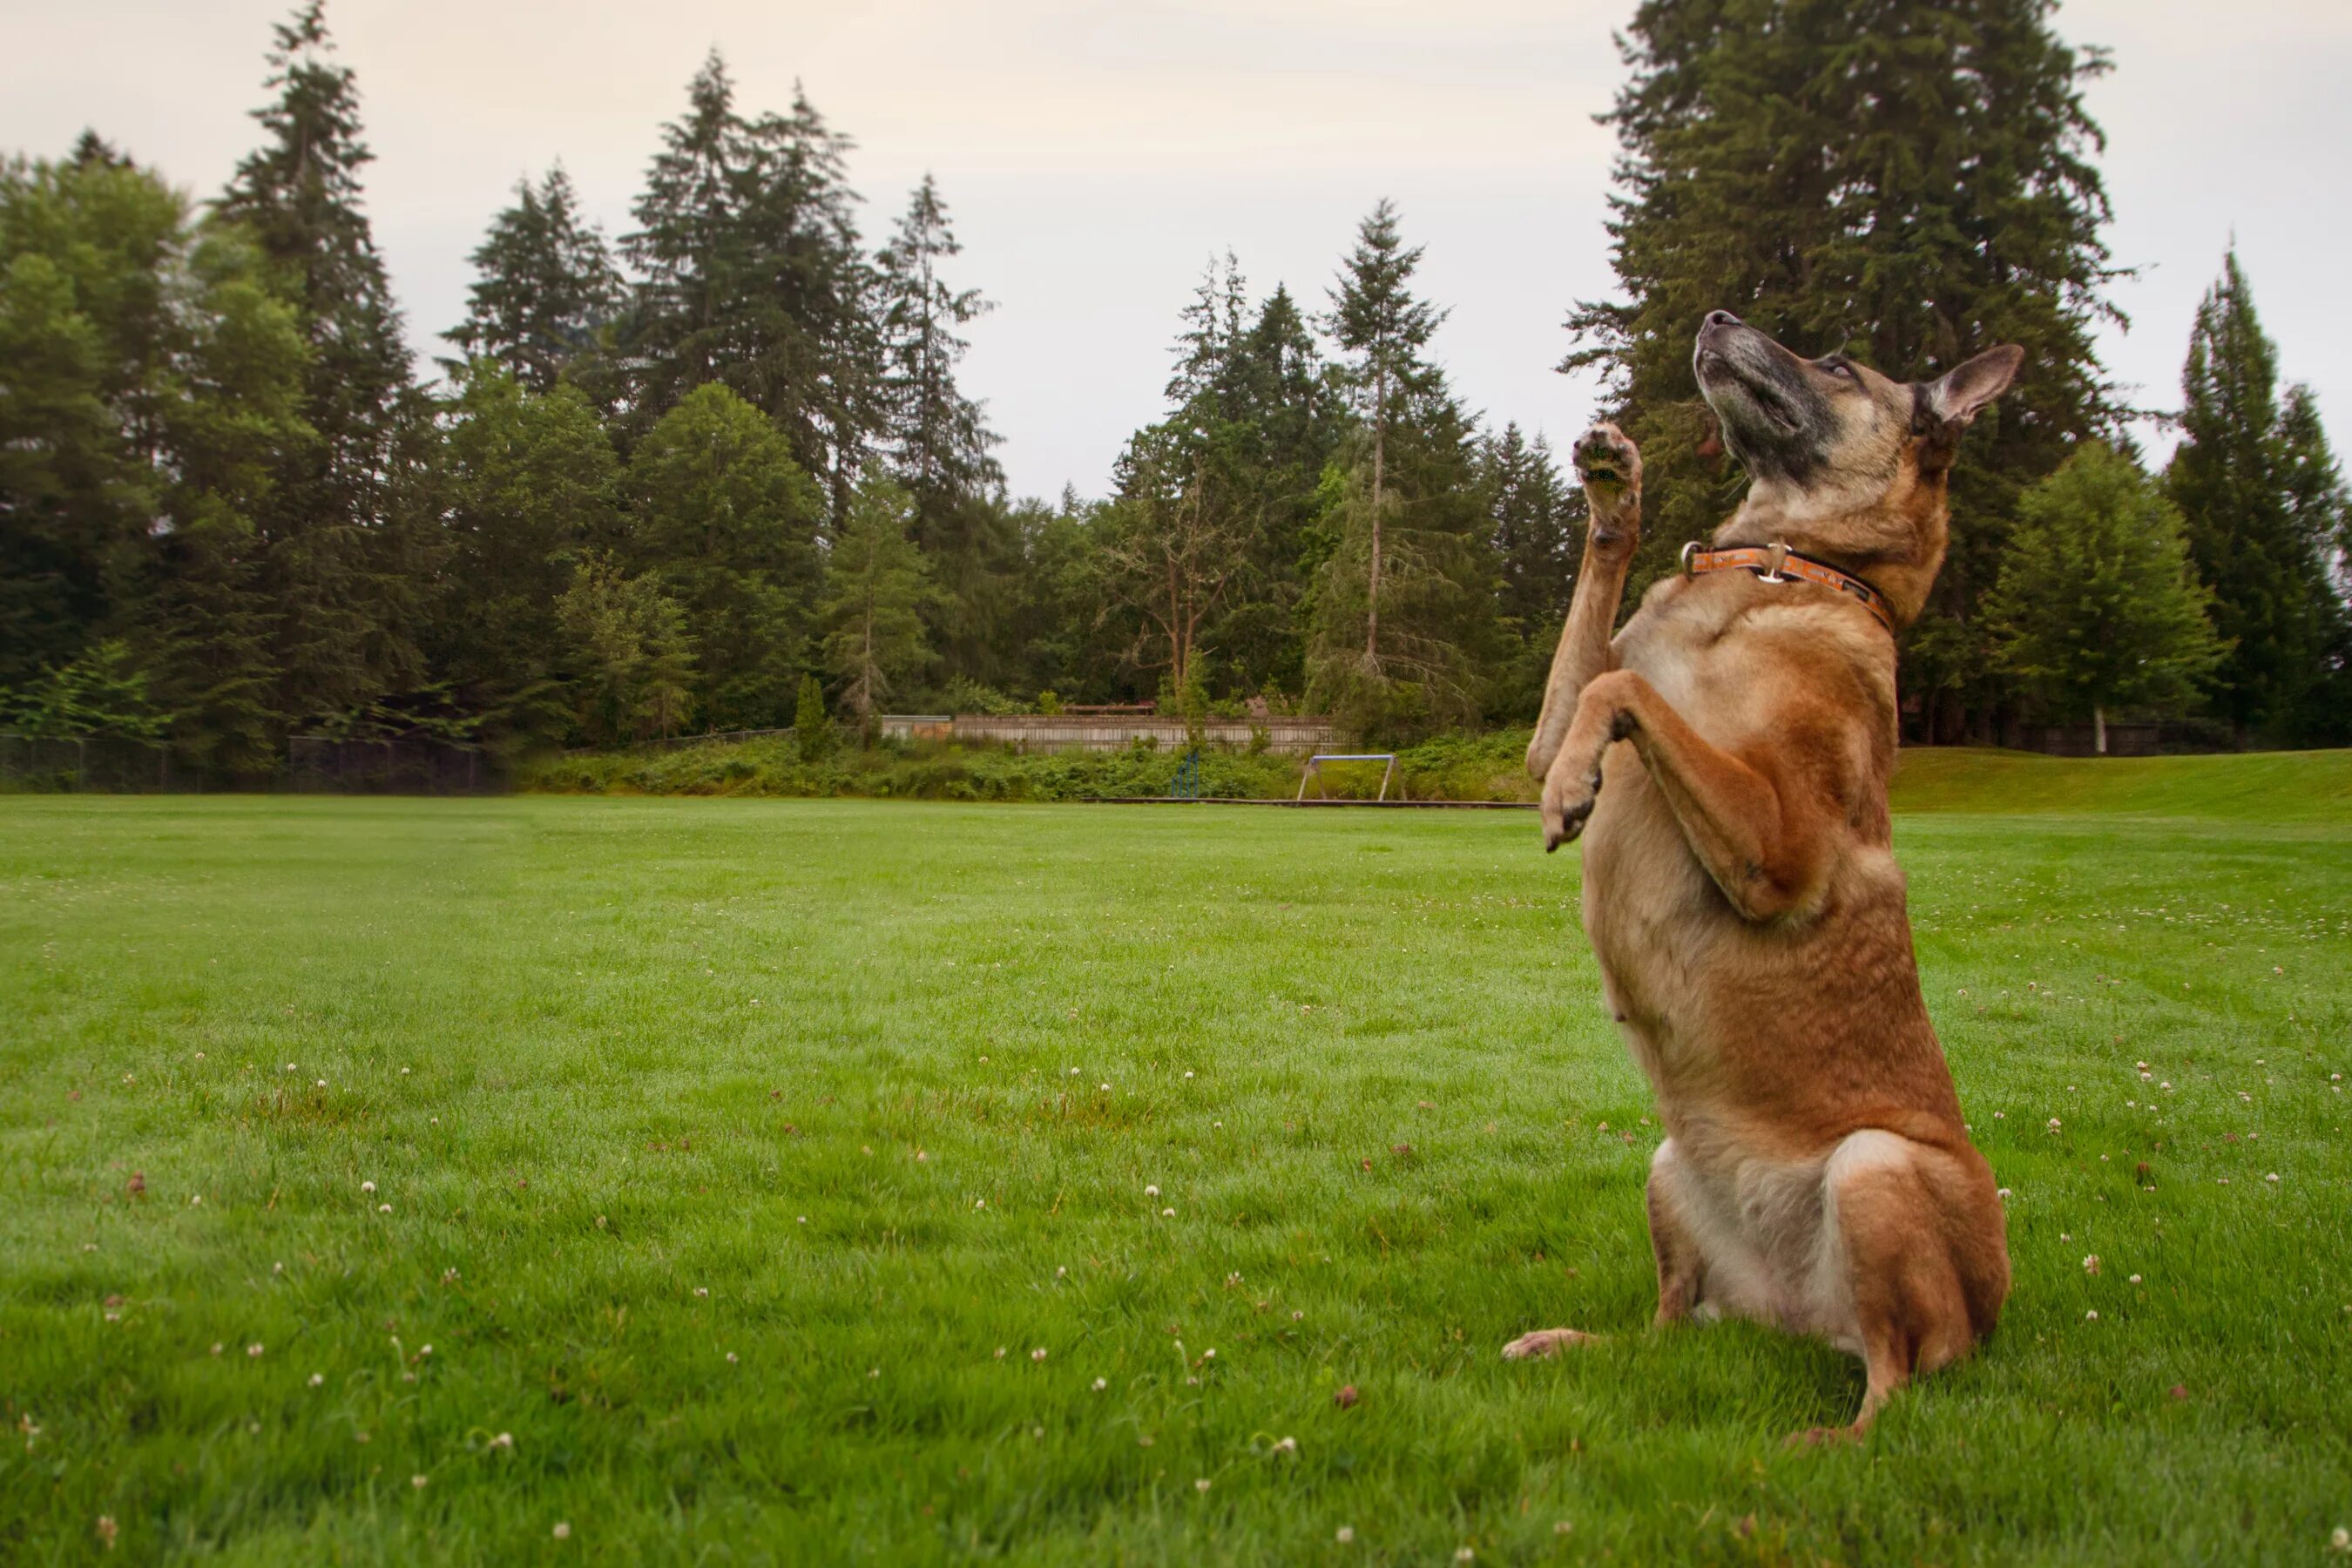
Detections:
0,733,498,794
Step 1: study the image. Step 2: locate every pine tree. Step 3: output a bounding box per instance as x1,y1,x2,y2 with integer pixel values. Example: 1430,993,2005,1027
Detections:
875,174,1006,681
1986,443,2226,752
1321,200,1445,671
1568,0,2123,741
820,475,934,738
2166,252,2347,743
213,1,422,728
624,382,826,728
446,166,623,393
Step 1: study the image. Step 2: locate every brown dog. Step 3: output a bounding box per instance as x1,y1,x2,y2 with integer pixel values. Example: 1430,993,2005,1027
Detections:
1503,311,2023,1442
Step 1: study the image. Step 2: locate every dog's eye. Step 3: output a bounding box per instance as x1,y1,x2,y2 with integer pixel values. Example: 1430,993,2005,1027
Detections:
1821,359,1855,378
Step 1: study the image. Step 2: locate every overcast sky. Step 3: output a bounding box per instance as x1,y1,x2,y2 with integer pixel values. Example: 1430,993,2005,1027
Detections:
6,1,2349,501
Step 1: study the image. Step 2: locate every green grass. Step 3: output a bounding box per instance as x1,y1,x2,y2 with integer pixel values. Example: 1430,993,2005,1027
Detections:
1889,746,2352,821
3,762,2349,1563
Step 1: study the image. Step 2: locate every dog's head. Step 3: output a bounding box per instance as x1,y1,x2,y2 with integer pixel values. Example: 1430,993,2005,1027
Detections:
1693,311,2022,624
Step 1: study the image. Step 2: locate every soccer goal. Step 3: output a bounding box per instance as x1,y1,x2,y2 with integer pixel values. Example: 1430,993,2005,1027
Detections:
1295,753,1398,802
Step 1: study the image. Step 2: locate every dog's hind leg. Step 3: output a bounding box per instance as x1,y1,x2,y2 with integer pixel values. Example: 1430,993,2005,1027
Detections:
1503,1139,1705,1361
1789,1132,1992,1444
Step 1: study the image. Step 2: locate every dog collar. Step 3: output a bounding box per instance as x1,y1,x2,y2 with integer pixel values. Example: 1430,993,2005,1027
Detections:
1679,540,1895,633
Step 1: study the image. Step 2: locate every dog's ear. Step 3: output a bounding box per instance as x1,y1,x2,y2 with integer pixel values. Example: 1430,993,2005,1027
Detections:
1917,345,2024,430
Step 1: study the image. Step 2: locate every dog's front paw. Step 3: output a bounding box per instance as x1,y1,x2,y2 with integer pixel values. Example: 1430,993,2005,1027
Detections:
1501,1328,1598,1361
1571,422,1639,490
1541,767,1604,852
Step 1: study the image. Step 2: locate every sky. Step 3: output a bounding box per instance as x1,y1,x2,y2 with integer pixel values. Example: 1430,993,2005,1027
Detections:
5,0,2349,503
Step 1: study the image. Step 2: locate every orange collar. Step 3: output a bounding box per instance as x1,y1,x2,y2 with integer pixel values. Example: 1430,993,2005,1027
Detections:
1680,540,1895,633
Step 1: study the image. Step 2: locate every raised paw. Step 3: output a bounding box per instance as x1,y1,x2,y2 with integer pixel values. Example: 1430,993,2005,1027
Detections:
1501,1328,1598,1361
1571,422,1640,490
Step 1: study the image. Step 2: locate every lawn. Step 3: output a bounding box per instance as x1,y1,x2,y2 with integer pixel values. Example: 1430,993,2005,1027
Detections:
2,763,2349,1564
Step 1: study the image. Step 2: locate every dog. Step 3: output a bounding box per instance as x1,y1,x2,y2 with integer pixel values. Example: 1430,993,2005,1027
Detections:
1503,310,2023,1443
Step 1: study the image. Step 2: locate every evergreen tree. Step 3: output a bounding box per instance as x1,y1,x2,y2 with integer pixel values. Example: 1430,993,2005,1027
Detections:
1567,0,2123,740
1321,200,1445,672
999,494,1114,704
446,166,623,393
429,369,620,752
1986,442,2226,752
875,174,1007,681
624,382,825,728
2166,252,2348,744
615,55,876,514
1215,281,1341,694
1482,423,1585,722
1484,423,1582,637
793,672,834,759
213,1,422,727
1307,202,1497,736
2277,383,2352,737
820,475,934,737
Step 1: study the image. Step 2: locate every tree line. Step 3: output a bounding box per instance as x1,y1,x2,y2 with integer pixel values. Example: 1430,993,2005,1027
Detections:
2,0,2345,771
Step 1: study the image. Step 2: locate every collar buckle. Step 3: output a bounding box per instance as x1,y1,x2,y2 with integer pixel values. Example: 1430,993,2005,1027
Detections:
1758,540,1790,583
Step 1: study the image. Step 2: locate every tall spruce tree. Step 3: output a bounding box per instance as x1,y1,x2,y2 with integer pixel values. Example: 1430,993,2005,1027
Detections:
616,56,876,517
214,1,423,729
1321,200,1445,671
2167,252,2349,743
446,166,623,393
875,174,1007,682
1567,0,2122,741
1308,202,1497,737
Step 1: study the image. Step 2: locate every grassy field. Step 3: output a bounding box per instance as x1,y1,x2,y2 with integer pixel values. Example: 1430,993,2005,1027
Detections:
3,758,2349,1564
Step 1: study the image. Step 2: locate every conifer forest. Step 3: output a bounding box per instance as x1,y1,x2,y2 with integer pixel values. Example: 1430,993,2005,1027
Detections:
3,1,2347,777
